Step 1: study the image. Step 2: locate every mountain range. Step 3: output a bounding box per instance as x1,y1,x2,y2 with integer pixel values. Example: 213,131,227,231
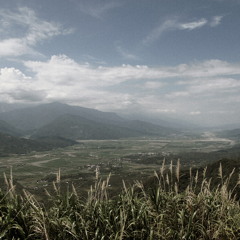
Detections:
0,102,179,141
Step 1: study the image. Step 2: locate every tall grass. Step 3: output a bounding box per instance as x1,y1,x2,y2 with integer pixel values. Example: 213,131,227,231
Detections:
1,161,240,239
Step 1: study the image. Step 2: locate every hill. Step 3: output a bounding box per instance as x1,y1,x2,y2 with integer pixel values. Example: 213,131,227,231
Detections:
0,133,76,156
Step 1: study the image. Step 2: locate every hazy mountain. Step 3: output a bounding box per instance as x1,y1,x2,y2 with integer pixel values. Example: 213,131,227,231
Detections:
118,112,201,130
31,114,176,140
0,102,124,132
116,119,178,136
0,120,22,136
0,102,179,139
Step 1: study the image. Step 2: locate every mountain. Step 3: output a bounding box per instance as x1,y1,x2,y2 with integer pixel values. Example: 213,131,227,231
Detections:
0,132,76,156
0,102,179,139
116,119,177,136
117,111,201,130
0,120,22,136
31,114,176,140
0,102,124,132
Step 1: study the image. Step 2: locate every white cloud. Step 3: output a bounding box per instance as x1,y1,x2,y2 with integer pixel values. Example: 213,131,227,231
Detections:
0,38,37,57
23,55,240,94
0,7,73,57
0,67,45,102
179,18,208,30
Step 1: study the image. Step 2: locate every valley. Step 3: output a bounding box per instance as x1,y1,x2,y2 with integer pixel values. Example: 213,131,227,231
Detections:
0,132,238,199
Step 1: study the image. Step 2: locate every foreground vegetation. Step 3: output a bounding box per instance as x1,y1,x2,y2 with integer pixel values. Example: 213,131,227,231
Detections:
1,161,240,240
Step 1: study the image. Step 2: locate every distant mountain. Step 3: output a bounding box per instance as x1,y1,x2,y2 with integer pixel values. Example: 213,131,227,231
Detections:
0,120,22,136
0,132,76,156
116,119,177,137
0,102,179,139
31,114,176,140
117,112,201,130
0,102,124,132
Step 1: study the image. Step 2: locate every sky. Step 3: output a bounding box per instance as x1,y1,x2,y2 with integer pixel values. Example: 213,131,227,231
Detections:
0,0,240,127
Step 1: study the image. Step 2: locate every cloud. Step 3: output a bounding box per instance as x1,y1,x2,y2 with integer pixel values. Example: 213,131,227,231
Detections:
0,38,37,57
179,18,207,30
0,67,43,102
0,7,73,57
143,16,223,45
23,55,240,92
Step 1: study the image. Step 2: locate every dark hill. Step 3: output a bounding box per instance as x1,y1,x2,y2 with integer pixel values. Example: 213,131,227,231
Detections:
0,133,76,156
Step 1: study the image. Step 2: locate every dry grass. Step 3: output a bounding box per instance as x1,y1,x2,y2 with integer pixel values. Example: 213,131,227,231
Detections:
1,161,240,239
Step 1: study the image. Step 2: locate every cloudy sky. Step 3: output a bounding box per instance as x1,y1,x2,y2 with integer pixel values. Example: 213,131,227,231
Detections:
0,0,240,127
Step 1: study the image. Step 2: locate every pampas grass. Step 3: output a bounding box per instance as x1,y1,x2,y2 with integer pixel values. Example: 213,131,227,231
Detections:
0,161,240,239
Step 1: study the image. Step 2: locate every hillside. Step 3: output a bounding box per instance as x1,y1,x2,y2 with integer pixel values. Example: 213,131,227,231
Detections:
0,133,76,155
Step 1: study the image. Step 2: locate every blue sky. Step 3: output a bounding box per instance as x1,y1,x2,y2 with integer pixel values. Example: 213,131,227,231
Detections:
0,0,240,127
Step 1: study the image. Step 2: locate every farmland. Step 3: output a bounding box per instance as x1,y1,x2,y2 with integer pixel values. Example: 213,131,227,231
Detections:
0,132,237,199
